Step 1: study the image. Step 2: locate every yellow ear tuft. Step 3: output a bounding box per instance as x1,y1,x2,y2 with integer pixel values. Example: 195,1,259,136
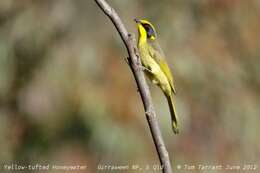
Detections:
150,36,156,40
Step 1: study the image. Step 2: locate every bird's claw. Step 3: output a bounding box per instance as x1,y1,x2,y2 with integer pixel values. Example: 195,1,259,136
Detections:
137,65,152,73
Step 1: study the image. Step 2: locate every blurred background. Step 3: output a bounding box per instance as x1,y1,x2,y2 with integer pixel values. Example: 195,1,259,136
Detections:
0,0,259,172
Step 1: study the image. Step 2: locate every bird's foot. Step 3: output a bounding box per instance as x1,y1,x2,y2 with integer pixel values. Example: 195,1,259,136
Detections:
137,65,152,73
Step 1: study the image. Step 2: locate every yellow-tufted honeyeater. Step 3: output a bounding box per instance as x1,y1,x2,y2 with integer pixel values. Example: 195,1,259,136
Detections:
135,19,179,134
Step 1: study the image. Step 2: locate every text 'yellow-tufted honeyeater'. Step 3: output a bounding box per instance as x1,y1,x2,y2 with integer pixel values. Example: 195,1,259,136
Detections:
135,19,179,134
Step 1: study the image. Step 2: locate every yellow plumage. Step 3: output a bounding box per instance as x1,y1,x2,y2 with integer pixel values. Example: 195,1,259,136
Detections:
135,19,179,134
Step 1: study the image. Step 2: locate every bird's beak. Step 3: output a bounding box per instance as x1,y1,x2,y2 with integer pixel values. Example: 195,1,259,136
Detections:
134,18,140,23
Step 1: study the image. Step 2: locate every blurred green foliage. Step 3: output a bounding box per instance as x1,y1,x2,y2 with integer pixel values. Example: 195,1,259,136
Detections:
0,0,259,172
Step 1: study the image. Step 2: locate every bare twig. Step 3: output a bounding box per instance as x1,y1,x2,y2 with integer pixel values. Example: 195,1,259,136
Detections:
94,0,173,173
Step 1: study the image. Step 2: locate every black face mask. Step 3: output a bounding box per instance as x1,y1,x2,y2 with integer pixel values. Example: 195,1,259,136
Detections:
143,24,155,39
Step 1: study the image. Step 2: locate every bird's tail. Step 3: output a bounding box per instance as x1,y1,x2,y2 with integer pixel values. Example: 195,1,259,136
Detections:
166,93,179,134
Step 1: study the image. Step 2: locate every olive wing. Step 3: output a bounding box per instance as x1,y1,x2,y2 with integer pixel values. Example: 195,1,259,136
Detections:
148,40,176,94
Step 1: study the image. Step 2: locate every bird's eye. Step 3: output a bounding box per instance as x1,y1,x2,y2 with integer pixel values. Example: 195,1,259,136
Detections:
143,24,155,38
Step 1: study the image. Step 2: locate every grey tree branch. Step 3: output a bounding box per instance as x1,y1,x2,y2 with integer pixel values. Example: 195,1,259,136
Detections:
94,0,173,173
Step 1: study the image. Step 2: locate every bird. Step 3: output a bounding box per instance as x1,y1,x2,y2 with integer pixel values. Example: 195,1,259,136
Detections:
135,19,179,134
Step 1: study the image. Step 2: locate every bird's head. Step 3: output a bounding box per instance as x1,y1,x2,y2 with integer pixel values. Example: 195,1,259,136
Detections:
135,19,157,41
